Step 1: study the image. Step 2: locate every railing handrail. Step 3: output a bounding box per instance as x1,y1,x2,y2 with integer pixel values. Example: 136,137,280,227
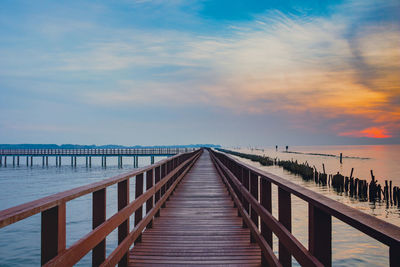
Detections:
43,151,201,266
211,152,322,266
210,149,400,267
213,149,400,246
0,150,198,228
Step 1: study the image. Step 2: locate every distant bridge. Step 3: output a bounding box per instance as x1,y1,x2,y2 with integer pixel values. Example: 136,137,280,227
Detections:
0,148,196,167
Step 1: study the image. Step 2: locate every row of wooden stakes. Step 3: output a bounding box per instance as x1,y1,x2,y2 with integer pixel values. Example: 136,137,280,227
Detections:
218,149,400,207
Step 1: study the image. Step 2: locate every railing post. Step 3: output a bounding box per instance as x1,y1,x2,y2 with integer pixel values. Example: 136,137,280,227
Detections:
250,171,259,243
242,168,250,228
161,163,166,208
146,169,154,227
118,180,129,267
135,173,144,242
260,178,272,265
390,244,400,267
278,188,292,267
155,166,161,217
41,203,66,265
309,204,332,267
92,189,106,267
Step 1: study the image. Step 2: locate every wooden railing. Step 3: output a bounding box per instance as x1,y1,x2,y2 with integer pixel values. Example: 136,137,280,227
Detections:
0,149,202,266
0,148,196,155
209,149,400,267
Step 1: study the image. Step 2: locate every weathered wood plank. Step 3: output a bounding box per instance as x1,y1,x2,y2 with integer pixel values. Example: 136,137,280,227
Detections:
129,151,261,266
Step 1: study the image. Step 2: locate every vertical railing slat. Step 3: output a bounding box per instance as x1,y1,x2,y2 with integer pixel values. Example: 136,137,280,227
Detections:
118,180,129,267
250,171,259,243
309,204,332,267
278,188,292,267
135,173,144,243
92,189,106,267
146,169,154,227
260,178,272,265
155,166,161,217
41,203,66,265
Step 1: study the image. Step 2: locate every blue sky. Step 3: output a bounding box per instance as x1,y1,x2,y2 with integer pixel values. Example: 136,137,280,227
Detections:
0,0,399,146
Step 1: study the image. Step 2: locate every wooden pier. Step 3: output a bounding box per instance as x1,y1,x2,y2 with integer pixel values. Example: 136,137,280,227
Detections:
129,151,261,266
0,148,399,266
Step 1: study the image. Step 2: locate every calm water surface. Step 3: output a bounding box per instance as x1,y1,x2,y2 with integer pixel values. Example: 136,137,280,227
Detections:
231,145,400,266
0,156,165,266
0,146,399,266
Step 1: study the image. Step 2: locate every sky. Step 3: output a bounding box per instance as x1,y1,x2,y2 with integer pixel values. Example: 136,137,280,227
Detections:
0,0,399,146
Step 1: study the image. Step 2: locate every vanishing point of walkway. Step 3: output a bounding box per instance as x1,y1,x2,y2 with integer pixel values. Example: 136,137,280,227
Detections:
129,151,261,266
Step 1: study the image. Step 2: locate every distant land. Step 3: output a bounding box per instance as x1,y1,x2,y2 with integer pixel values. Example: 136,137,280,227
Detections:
0,144,221,149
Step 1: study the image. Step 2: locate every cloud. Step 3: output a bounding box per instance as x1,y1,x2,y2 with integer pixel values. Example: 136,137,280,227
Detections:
1,0,399,141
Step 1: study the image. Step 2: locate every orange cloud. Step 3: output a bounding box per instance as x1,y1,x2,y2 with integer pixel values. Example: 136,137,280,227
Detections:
339,127,392,138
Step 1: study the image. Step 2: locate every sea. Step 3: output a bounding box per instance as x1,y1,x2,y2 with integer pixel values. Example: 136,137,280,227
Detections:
0,145,399,266
231,144,400,267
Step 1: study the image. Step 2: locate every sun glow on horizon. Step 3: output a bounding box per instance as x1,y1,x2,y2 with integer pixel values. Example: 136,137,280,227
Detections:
339,127,392,138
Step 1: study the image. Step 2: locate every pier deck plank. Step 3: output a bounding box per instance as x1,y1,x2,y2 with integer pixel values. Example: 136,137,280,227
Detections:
129,151,261,266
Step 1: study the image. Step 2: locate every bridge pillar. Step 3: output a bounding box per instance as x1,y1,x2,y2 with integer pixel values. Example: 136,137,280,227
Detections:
89,156,91,168
13,156,15,167
46,156,48,166
42,156,45,166
151,156,155,164
86,157,88,167
4,156,6,167
59,156,62,167
74,156,76,167
30,156,33,166
17,156,20,166
104,157,106,168
0,156,2,167
26,156,29,166
56,156,58,167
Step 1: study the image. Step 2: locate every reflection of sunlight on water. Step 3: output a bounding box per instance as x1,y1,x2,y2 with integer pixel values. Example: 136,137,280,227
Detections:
230,151,395,266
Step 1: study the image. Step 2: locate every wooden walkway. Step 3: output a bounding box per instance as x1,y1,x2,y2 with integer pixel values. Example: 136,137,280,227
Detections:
129,150,261,266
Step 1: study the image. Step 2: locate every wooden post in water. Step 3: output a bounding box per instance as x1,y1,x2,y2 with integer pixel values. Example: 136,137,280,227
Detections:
340,153,343,164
